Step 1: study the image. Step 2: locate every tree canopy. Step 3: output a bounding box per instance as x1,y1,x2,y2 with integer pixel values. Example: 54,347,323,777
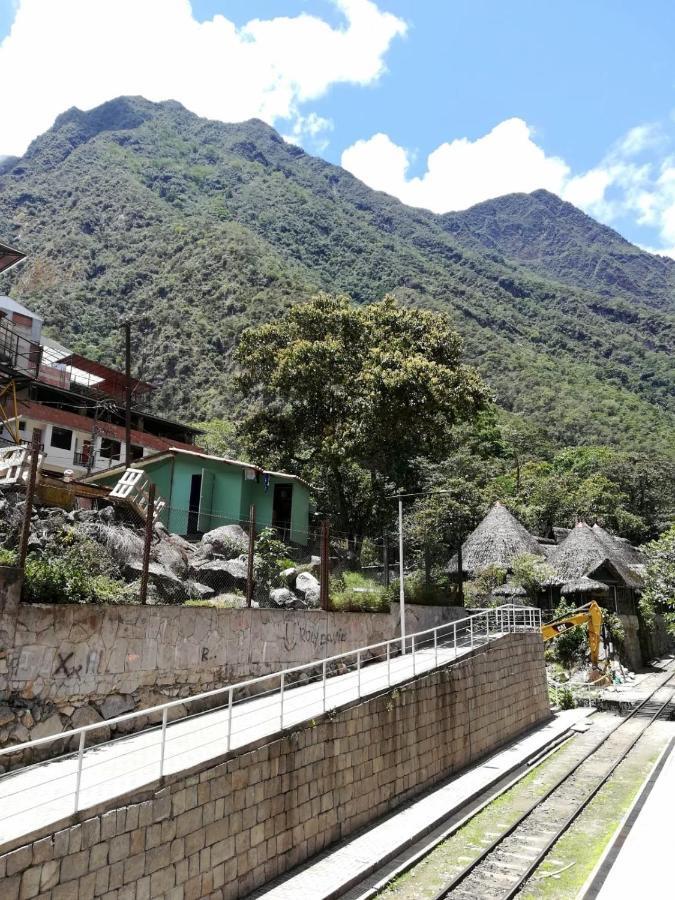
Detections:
236,293,488,536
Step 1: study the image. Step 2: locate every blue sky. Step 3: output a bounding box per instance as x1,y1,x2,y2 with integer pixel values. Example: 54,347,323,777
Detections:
3,1,675,253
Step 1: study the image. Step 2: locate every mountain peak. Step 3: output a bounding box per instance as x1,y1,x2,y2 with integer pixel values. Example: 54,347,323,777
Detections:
442,188,674,306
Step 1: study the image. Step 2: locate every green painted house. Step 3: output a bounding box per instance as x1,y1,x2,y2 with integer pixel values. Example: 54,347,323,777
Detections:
87,448,311,545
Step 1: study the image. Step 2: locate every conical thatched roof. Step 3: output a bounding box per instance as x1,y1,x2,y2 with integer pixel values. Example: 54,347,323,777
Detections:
548,523,642,589
592,524,645,569
561,576,610,595
447,502,545,574
492,583,527,597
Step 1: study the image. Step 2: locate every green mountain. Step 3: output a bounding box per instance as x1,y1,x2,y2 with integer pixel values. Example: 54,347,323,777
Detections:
0,96,673,457
443,189,675,309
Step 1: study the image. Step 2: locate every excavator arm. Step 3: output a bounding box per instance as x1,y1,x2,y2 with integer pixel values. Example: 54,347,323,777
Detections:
541,600,603,668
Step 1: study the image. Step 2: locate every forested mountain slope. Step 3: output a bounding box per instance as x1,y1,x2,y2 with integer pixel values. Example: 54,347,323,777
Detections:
444,189,675,309
0,96,672,456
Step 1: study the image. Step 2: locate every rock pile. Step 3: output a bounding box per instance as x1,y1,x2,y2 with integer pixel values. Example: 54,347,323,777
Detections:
0,493,322,609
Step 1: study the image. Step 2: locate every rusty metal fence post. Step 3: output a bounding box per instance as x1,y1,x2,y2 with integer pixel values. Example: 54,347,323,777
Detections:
246,504,256,608
17,428,42,572
320,518,330,610
139,483,155,605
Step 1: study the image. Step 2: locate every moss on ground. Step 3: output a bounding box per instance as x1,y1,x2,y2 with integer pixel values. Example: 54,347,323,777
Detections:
519,734,667,899
380,726,669,900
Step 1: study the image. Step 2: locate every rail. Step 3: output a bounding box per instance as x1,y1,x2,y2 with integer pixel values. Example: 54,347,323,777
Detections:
0,605,541,830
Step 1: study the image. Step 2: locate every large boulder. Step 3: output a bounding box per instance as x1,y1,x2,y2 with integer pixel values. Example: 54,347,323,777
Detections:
124,559,187,601
267,588,296,608
185,581,216,600
99,694,134,721
70,706,110,743
152,535,190,579
200,524,247,558
267,587,314,610
189,555,250,592
295,572,321,606
30,714,63,742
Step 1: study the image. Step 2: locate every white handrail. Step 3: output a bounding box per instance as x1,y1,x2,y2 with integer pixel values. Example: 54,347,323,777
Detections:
0,603,541,817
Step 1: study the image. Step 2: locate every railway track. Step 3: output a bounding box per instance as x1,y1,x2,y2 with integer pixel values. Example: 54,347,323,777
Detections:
369,664,675,900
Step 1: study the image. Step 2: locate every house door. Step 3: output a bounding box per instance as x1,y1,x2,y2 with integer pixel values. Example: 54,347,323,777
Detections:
272,484,293,541
197,469,215,533
187,473,202,534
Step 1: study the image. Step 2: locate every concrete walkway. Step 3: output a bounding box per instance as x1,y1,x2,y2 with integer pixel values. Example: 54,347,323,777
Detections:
590,735,675,899
0,632,492,849
253,708,593,900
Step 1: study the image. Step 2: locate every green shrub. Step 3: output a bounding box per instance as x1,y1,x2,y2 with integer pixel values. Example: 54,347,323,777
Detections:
383,571,450,606
0,548,17,566
23,539,130,605
330,571,388,612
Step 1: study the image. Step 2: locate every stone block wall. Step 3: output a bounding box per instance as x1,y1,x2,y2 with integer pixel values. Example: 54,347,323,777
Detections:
0,632,550,899
0,562,466,751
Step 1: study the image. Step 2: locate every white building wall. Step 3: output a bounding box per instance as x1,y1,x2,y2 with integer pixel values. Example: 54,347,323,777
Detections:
1,416,154,477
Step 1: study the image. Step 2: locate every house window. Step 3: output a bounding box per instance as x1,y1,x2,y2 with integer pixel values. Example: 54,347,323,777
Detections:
131,445,144,461
100,438,121,460
18,421,26,432
50,426,73,450
11,312,33,329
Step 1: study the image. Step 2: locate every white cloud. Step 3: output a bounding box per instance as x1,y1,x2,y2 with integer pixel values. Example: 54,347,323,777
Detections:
342,119,570,213
283,112,334,152
0,0,406,157
341,117,675,256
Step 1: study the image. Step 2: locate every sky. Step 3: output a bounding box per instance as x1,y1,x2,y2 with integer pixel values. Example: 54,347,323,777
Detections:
2,0,675,255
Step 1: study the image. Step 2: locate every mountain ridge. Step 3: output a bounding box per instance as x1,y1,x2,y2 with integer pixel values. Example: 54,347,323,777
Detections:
0,96,672,458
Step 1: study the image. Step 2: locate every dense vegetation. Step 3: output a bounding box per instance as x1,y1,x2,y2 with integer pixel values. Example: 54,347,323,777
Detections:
0,96,672,465
237,293,488,539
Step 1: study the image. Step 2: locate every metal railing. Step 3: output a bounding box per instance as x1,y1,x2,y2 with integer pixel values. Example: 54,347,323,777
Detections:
0,605,541,830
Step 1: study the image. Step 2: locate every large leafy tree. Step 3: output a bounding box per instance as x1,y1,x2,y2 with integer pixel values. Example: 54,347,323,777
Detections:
236,293,488,538
640,524,675,636
493,445,674,542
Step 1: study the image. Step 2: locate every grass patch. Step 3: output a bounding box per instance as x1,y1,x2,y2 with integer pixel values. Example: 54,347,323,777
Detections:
519,736,667,899
330,570,388,613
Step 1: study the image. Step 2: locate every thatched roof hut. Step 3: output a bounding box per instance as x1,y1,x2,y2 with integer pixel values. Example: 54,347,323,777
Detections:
561,576,609,596
492,583,527,597
548,523,642,592
592,524,645,570
447,502,545,574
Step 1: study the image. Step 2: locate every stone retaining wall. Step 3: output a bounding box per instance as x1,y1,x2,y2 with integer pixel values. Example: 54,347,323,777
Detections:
0,632,550,900
0,565,466,752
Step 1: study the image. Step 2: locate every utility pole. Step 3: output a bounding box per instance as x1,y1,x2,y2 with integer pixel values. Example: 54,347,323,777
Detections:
398,497,406,654
246,505,256,608
139,483,156,606
18,429,42,571
122,322,132,467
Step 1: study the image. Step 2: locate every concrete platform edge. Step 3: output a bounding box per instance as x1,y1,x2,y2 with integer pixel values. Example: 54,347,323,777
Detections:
578,735,675,900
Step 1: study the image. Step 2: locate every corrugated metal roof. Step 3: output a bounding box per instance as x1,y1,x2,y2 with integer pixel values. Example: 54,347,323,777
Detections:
0,295,43,322
0,241,25,274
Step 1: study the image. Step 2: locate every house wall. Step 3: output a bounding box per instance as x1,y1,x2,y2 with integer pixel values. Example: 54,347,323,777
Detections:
164,457,245,536
240,476,310,545
91,456,311,543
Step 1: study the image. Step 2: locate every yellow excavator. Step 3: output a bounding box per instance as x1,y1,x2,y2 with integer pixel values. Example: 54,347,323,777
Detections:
541,600,604,675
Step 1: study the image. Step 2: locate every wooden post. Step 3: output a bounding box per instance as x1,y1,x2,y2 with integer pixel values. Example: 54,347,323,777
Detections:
383,532,390,589
320,519,330,610
17,428,42,572
139,483,156,606
123,322,132,467
246,504,256,608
